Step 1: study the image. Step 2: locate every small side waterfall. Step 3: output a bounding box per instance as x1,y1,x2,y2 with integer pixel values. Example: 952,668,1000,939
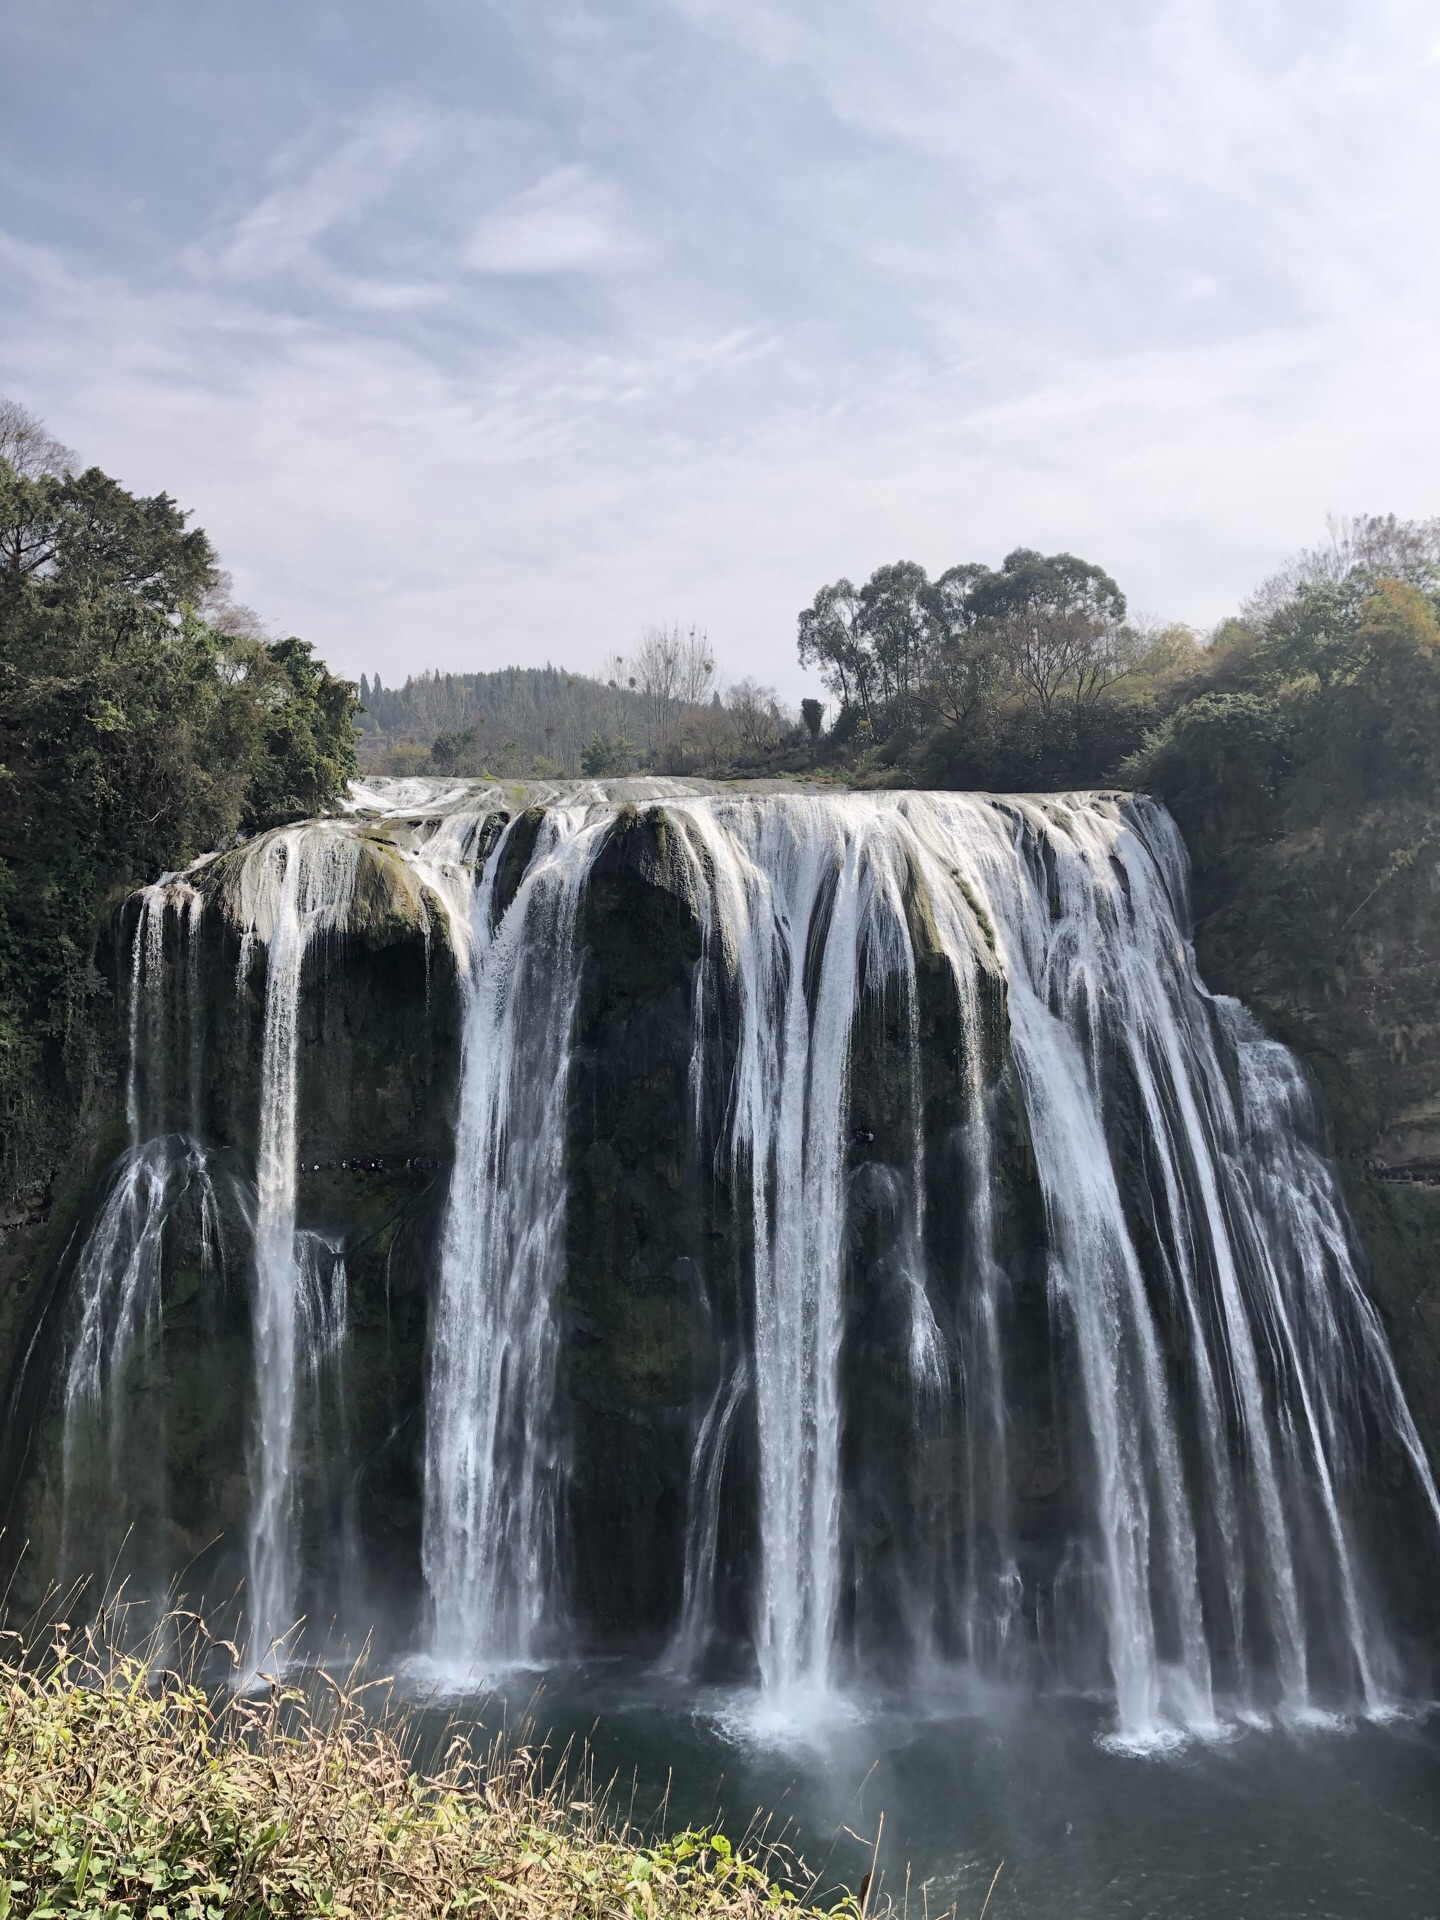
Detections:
58,1136,224,1596
57,880,221,1604
669,1357,750,1673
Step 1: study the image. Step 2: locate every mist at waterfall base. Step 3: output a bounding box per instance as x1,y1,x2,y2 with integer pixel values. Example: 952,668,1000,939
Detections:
9,778,1440,1914
399,1661,1440,1918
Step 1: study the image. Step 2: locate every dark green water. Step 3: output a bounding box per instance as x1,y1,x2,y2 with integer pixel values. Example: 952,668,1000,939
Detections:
405,1665,1440,1920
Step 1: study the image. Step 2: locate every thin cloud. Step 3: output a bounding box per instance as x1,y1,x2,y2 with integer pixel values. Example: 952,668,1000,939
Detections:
464,167,646,275
1,0,1437,703
209,104,436,280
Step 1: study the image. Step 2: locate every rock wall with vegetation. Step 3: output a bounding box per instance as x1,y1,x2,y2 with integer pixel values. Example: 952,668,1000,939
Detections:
1128,578,1440,1466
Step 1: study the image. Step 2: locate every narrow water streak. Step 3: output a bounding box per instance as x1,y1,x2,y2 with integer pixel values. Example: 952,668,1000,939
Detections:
238,825,357,1674
422,808,605,1669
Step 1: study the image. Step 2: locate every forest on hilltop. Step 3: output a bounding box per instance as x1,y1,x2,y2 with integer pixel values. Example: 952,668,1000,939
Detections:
357,664,650,777
356,629,800,780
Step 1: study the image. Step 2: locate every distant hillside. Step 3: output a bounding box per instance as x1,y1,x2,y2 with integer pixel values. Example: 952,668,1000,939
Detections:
357,666,650,776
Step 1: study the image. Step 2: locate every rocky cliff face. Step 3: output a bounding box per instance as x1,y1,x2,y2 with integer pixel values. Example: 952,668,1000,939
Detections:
0,843,461,1628
1188,799,1440,1463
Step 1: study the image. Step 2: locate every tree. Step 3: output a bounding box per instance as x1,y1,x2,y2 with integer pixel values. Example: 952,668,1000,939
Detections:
627,623,715,762
796,547,1131,771
1126,569,1440,843
0,399,357,1205
1244,512,1440,622
922,563,1001,734
726,678,782,754
0,396,73,481
683,695,739,775
855,560,932,737
968,548,1129,736
800,697,825,742
580,732,637,776
798,579,872,725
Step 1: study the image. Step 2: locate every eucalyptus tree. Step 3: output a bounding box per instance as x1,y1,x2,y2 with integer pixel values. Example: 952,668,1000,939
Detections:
923,562,1003,736
797,578,873,728
857,560,932,736
966,547,1130,741
797,546,1130,759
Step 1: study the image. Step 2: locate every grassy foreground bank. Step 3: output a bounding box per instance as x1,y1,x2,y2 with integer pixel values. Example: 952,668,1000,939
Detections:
0,1621,858,1920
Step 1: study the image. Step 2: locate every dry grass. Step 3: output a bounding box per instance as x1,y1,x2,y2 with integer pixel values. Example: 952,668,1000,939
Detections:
0,1613,859,1920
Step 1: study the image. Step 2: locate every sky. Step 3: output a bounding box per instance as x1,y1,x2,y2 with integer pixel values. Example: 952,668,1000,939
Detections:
3,1,1439,701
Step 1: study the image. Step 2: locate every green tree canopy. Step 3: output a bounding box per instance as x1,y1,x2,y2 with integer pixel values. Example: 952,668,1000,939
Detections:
797,545,1135,777
0,402,358,1205
1125,575,1440,853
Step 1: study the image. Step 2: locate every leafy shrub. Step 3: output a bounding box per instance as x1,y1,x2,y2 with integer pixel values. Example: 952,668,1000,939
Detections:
0,1615,849,1920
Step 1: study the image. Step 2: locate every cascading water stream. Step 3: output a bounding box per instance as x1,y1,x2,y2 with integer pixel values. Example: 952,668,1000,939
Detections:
58,880,220,1602
670,801,920,1707
968,808,1216,1738
422,806,608,1670
237,824,360,1673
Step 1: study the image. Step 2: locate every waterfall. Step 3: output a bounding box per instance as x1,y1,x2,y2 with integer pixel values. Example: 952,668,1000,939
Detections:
405,783,1438,1735
643,791,1440,1738
29,777,1440,1743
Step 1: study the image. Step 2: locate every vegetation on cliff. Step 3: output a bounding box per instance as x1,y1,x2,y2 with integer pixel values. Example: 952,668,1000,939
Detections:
0,400,359,1213
0,1616,840,1920
1120,529,1440,1155
771,518,1440,806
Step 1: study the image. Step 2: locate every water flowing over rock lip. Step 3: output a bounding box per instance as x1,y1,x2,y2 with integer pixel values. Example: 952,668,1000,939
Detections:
342,773,861,816
23,778,1440,1757
341,773,1137,814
